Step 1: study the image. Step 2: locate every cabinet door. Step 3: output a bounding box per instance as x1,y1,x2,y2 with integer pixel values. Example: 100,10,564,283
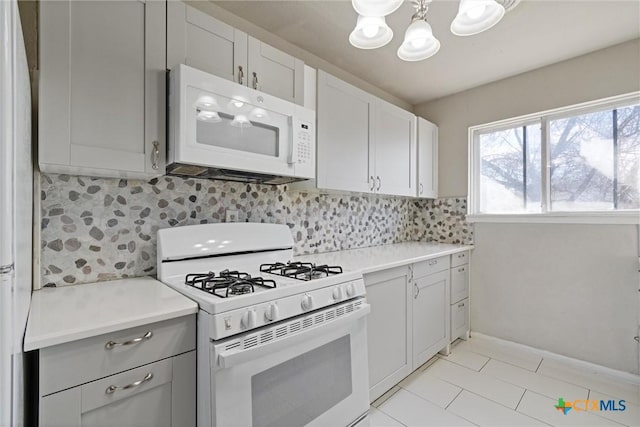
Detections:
364,267,412,402
247,36,304,105
412,270,450,369
167,2,247,85
40,358,173,427
417,117,438,198
371,99,417,197
450,264,469,304
39,0,165,178
451,298,469,342
317,71,373,193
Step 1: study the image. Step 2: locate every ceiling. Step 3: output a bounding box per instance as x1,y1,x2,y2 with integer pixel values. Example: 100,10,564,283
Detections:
213,0,640,105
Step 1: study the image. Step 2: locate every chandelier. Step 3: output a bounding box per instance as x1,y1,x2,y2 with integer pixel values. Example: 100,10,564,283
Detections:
349,0,518,61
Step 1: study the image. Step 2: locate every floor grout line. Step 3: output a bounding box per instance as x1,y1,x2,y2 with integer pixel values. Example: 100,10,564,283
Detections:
514,387,527,411
478,355,490,372
371,385,401,408
455,346,543,373
436,355,489,372
444,388,464,410
371,406,409,427
455,388,547,424
423,361,527,411
535,357,543,373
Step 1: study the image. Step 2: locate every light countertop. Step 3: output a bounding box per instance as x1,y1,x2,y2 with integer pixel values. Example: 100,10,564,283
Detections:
295,242,473,275
24,277,198,351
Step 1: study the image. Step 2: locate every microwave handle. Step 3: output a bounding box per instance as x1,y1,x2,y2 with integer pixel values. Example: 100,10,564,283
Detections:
217,303,370,369
288,116,297,165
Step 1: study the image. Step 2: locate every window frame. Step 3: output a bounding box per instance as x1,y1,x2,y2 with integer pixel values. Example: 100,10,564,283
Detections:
468,92,640,224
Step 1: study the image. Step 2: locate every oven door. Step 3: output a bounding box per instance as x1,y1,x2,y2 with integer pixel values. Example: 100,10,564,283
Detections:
210,301,371,427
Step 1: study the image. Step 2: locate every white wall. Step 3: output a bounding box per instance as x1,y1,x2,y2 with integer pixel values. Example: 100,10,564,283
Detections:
414,39,640,374
472,223,639,374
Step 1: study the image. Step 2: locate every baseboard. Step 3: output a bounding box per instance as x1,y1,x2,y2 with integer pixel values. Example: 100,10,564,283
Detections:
470,331,640,385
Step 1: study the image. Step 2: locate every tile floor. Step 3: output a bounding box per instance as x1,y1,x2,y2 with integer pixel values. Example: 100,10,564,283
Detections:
370,336,640,426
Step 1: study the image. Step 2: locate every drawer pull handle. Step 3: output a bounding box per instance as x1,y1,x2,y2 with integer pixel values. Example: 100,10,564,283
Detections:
105,331,153,350
458,254,465,258
458,303,465,308
105,372,153,394
428,260,438,266
458,268,465,272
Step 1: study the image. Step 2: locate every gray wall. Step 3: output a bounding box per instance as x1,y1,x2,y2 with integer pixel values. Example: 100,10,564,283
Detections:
472,223,639,374
415,39,640,198
414,39,640,374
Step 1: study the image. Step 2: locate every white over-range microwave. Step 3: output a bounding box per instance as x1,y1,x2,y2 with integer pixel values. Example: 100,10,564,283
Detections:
168,64,316,184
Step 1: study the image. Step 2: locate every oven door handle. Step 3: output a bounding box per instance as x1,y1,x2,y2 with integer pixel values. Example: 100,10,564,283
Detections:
217,303,371,369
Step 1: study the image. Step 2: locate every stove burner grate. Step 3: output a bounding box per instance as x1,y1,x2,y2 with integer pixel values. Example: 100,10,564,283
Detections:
184,270,276,298
259,262,343,281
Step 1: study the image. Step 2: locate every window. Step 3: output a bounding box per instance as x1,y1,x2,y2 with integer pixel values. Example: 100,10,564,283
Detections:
469,93,640,222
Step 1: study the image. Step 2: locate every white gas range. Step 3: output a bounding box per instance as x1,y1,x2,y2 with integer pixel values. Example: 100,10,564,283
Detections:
157,223,371,427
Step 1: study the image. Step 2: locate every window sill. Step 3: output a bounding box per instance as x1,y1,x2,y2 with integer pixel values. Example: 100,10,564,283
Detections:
466,212,640,225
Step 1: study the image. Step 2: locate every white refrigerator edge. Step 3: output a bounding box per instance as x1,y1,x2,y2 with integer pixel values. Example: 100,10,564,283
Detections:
0,0,33,426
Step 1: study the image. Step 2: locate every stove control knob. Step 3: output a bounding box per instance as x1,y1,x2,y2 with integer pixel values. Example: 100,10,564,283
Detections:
241,309,257,329
346,283,356,297
301,294,314,311
265,303,279,322
332,286,343,301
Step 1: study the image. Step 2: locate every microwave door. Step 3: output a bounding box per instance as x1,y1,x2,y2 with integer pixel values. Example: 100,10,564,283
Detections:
184,87,295,176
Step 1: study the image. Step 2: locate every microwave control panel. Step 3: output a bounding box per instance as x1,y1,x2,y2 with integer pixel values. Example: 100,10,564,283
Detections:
289,117,315,168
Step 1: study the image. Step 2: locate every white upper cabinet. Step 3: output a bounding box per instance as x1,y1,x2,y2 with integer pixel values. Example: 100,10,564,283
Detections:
167,2,247,85
317,70,372,193
39,0,166,179
372,99,417,197
317,71,417,197
417,117,439,198
247,37,304,105
168,3,304,104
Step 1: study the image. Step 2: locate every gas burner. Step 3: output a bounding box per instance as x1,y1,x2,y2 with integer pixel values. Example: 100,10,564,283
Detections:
260,262,343,281
185,270,276,298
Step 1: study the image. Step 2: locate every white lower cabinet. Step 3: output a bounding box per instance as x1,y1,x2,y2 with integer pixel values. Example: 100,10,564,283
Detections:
364,266,412,402
451,298,470,341
412,269,450,369
365,251,471,402
38,316,196,427
450,251,471,342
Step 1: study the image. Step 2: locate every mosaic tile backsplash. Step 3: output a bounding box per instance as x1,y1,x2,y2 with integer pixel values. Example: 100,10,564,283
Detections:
39,173,472,287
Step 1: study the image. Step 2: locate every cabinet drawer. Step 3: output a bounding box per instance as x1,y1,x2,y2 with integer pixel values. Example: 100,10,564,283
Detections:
81,357,173,414
40,358,174,427
451,251,469,267
413,256,450,278
451,298,469,341
450,264,469,304
40,315,195,396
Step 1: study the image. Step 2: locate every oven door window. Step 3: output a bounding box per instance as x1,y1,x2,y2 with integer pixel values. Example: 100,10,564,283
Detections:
189,87,286,158
251,335,352,427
